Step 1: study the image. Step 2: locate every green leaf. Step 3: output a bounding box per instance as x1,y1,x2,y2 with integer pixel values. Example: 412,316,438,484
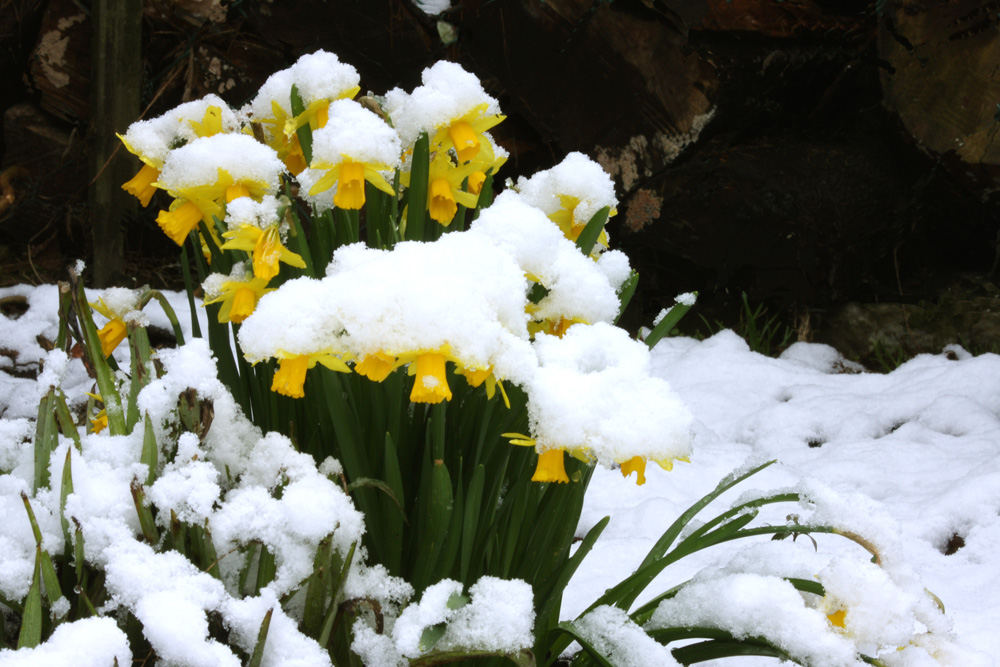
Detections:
644,293,697,349
614,270,639,325
247,607,273,667
141,414,158,486
318,542,356,648
554,621,615,667
405,133,430,241
130,479,159,545
575,206,610,256
33,391,56,492
17,556,42,649
53,389,81,452
141,289,186,347
59,448,74,547
420,623,447,652
290,84,312,165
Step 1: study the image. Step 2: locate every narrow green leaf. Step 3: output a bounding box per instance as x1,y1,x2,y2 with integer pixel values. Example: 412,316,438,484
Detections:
17,556,42,648
39,550,64,610
614,270,639,325
405,133,430,241
130,479,159,545
644,294,697,349
255,544,276,595
59,448,73,547
554,622,615,667
141,414,158,487
179,244,202,339
247,607,273,667
302,537,333,637
53,389,81,452
33,391,56,492
460,465,485,581
318,542,356,648
141,289,186,347
289,85,312,165
20,492,44,546
575,206,610,256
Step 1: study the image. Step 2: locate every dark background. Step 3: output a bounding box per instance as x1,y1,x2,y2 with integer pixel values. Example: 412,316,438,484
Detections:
3,0,999,363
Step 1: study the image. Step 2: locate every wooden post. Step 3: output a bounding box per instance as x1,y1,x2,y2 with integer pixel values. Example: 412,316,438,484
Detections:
89,0,142,287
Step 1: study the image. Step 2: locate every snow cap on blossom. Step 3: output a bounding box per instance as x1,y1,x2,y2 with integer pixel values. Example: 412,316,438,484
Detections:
155,133,284,196
120,94,240,169
383,60,502,150
244,49,361,122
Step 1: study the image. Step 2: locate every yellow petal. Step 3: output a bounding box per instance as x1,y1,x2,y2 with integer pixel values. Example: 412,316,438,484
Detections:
448,121,480,163
225,183,251,202
429,178,457,224
122,164,159,207
228,287,258,323
827,609,847,628
271,356,309,398
356,352,397,382
252,226,284,280
97,319,127,358
620,456,647,485
467,170,486,195
334,161,366,209
532,449,569,484
410,353,452,403
156,201,204,245
461,367,491,388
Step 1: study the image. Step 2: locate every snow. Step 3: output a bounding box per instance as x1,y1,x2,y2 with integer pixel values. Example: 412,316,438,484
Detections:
2,282,998,664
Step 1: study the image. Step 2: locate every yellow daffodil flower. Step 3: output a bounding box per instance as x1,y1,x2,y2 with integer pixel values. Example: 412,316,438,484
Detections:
620,456,647,485
308,158,395,211
119,105,225,207
203,275,274,324
548,194,613,252
221,225,307,281
827,609,847,629
155,168,272,246
467,170,487,195
534,450,570,484
122,164,160,207
355,352,398,382
424,153,481,225
96,319,128,358
409,352,452,404
428,103,505,164
271,352,352,399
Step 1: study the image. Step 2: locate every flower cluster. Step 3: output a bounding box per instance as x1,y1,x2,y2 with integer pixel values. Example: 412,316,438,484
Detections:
119,51,684,489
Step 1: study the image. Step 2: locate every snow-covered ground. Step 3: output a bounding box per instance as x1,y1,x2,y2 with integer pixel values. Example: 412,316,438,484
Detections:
1,283,996,664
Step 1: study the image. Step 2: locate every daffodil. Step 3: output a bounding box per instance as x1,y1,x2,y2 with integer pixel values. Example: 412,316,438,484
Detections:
549,194,611,250
424,153,481,225
532,449,570,484
827,609,847,629
220,225,307,280
427,102,505,164
154,134,284,246
119,103,231,206
270,352,352,399
620,456,647,485
503,434,583,484
408,352,452,404
203,275,274,324
90,290,139,358
304,100,401,211
355,352,398,382
86,392,108,433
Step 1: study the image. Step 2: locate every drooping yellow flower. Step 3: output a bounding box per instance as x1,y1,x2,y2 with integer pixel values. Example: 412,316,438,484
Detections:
270,352,352,399
409,352,452,404
97,319,128,358
533,449,570,484
620,456,647,486
334,161,366,209
424,153,480,225
355,352,397,382
221,225,307,281
119,105,226,207
122,164,160,207
91,410,108,434
308,158,395,211
467,170,487,195
157,201,204,246
459,365,510,408
272,355,310,398
203,275,274,324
